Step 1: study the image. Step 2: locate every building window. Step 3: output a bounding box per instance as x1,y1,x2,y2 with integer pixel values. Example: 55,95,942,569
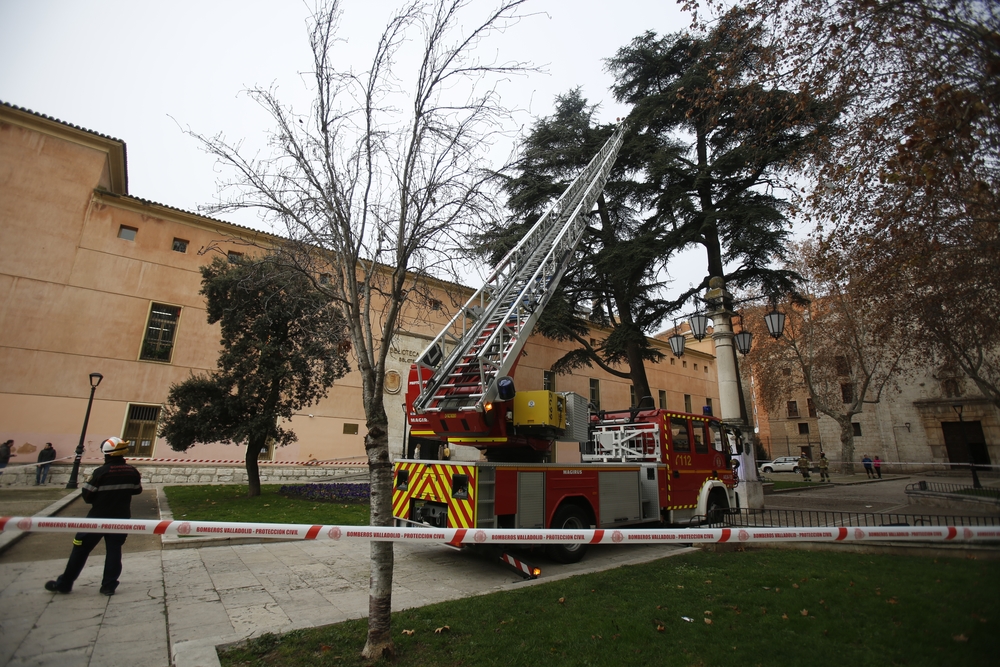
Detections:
835,355,851,376
343,423,359,435
705,366,709,373
807,398,817,418
258,438,275,460
670,358,676,366
841,383,855,404
682,360,688,368
543,371,555,392
118,225,137,241
228,251,243,262
589,379,601,410
658,390,667,409
852,422,863,437
122,404,160,457
684,394,692,413
139,303,181,362
694,363,699,371
319,273,331,285
787,401,799,418
705,397,712,415
427,298,442,311
798,422,810,435
172,238,188,253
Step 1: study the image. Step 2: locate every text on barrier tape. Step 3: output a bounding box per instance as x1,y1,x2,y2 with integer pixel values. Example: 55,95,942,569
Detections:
0,517,998,544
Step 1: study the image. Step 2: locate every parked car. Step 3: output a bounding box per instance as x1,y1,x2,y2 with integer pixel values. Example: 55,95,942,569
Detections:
760,456,802,473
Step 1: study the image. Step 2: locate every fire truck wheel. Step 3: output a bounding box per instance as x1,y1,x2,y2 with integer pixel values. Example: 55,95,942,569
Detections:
548,505,589,564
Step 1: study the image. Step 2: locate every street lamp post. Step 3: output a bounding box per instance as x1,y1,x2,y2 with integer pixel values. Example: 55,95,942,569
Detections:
952,404,982,489
66,373,103,489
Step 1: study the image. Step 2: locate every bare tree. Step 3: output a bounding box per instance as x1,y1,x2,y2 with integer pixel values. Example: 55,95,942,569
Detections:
745,242,910,473
186,1,531,658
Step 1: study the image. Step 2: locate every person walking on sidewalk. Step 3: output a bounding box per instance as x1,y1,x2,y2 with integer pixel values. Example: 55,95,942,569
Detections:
873,455,882,479
818,452,831,483
797,453,812,481
862,454,874,479
44,437,142,596
35,443,56,485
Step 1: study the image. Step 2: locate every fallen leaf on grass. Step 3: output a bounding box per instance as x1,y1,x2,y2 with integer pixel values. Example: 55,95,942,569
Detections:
704,580,712,584
781,614,788,621
953,634,969,642
435,626,450,634
320,645,331,652
887,597,898,604
793,584,799,589
819,599,825,604
263,504,270,507
704,618,713,625
775,588,781,593
800,609,809,616
558,597,565,604
676,585,684,589
401,629,415,636
704,611,712,616
656,624,665,632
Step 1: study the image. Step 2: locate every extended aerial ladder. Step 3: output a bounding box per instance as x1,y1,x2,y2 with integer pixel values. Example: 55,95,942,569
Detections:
408,126,625,433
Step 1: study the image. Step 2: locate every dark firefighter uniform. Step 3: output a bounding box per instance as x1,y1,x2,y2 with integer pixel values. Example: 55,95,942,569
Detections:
45,437,142,596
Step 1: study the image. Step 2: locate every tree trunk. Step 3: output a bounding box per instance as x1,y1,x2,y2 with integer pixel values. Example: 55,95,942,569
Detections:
362,419,395,659
244,436,264,498
837,416,856,475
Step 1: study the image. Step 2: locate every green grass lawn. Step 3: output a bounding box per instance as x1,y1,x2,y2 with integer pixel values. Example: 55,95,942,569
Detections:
163,484,369,525
218,548,999,667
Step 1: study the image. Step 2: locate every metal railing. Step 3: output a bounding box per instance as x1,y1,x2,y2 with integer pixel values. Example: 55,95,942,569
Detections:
706,508,1000,529
906,481,1000,499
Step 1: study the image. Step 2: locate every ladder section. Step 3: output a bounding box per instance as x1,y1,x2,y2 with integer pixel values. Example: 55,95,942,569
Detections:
412,126,626,414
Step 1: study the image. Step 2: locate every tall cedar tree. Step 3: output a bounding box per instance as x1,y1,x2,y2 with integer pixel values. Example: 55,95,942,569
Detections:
607,9,833,307
160,255,350,496
481,89,674,401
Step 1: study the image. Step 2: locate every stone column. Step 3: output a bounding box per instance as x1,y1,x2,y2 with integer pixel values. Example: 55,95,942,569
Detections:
705,277,764,509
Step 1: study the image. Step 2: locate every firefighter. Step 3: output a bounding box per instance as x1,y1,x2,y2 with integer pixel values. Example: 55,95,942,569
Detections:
44,437,142,596
818,452,830,482
797,453,812,481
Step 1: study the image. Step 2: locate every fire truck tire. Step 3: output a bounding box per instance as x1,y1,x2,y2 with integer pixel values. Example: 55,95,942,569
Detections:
548,505,589,564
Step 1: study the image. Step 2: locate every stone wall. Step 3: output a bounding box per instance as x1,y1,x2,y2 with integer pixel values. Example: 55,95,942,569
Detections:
0,462,367,487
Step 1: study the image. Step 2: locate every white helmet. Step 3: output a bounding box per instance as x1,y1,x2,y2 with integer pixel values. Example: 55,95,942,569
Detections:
101,437,129,456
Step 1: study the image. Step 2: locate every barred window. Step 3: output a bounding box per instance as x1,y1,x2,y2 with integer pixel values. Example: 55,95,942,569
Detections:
787,401,799,418
122,404,160,457
658,390,667,409
589,379,600,410
140,303,181,362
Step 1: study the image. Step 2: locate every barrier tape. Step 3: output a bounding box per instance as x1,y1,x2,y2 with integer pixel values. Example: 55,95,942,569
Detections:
1,517,997,545
0,456,76,471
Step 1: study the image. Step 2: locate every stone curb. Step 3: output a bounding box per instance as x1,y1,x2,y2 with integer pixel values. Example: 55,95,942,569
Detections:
0,489,82,556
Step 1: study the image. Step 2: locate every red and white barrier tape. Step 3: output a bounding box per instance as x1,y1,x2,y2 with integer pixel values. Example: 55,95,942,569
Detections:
1,517,997,545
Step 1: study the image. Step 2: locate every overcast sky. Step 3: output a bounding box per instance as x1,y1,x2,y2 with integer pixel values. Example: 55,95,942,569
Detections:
1,0,715,298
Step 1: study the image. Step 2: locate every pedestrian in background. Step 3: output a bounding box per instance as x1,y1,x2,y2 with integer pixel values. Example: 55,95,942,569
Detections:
818,452,831,483
45,437,142,596
862,454,874,479
797,453,812,482
873,455,882,479
0,439,14,476
35,443,56,485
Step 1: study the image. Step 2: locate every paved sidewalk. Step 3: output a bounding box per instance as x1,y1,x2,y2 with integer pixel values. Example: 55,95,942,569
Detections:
1,474,996,667
0,490,690,667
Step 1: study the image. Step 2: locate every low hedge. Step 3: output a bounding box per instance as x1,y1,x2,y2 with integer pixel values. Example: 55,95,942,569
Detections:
278,482,370,504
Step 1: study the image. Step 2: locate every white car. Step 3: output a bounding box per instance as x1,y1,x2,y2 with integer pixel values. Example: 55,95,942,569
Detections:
760,456,803,473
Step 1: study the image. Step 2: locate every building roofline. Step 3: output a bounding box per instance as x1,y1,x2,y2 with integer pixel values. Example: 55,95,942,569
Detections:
0,101,128,195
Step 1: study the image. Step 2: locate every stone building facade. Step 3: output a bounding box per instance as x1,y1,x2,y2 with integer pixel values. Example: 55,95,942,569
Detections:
0,102,720,470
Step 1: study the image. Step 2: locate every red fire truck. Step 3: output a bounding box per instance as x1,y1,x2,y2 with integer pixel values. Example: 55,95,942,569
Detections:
392,126,738,563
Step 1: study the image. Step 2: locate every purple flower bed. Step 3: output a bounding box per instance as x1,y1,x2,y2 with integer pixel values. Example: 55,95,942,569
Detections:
279,482,370,504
